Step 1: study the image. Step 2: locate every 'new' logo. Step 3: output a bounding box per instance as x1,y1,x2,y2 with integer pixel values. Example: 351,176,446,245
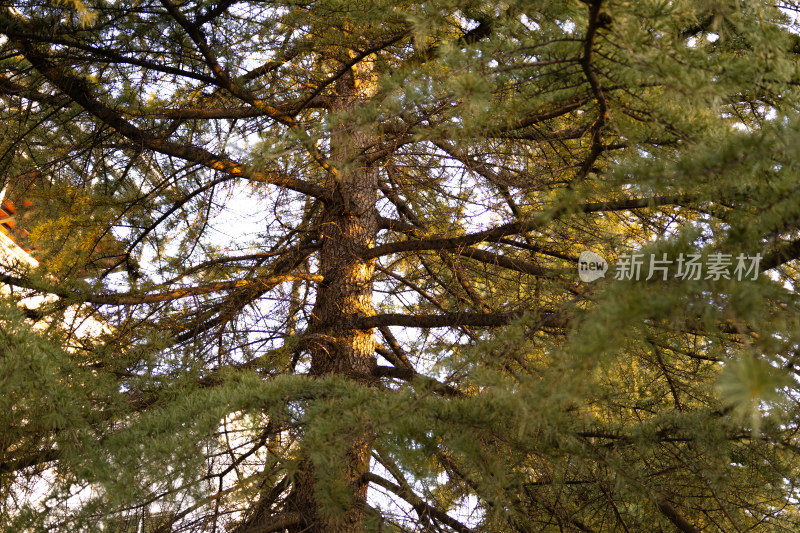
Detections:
578,251,608,282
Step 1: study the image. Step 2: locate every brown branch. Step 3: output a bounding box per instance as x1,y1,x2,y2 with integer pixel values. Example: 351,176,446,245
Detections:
578,0,610,180
237,59,286,83
96,274,323,305
233,512,302,533
356,309,564,329
363,472,473,533
375,346,408,368
158,0,296,124
10,36,324,199
365,219,545,260
371,365,462,396
511,96,591,131
196,0,241,25
377,215,417,233
0,270,321,307
366,195,690,260
0,22,218,85
139,94,331,120
377,326,414,369
294,29,411,112
0,449,59,476
458,246,550,278
656,500,701,533
497,239,578,262
576,196,688,212
762,238,800,270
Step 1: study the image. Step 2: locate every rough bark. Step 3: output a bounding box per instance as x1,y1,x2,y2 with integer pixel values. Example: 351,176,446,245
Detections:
290,57,379,531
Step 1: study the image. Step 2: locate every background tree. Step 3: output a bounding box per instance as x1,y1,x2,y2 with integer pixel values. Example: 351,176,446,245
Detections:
2,0,800,531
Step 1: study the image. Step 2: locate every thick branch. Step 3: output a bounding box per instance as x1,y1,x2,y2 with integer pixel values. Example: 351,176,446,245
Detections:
366,195,690,259
0,449,59,476
762,238,800,270
458,246,550,277
578,0,610,180
377,326,414,369
9,34,324,198
141,95,330,120
656,500,701,533
356,309,564,329
0,273,321,306
159,0,296,123
0,23,218,85
233,512,302,533
371,364,462,397
363,472,473,533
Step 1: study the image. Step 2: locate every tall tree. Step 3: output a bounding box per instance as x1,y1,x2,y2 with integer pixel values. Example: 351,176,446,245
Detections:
2,0,800,531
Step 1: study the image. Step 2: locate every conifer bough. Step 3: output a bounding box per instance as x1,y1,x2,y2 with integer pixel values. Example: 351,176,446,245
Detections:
2,1,800,532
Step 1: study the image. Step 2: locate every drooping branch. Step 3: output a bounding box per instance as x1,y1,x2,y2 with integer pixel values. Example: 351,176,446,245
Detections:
3,23,325,199
376,326,414,369
457,246,551,278
363,472,474,533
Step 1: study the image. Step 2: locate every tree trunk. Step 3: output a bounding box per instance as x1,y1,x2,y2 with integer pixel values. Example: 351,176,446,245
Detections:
291,61,379,532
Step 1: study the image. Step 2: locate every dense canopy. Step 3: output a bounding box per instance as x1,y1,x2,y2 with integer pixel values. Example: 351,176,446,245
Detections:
2,0,800,531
